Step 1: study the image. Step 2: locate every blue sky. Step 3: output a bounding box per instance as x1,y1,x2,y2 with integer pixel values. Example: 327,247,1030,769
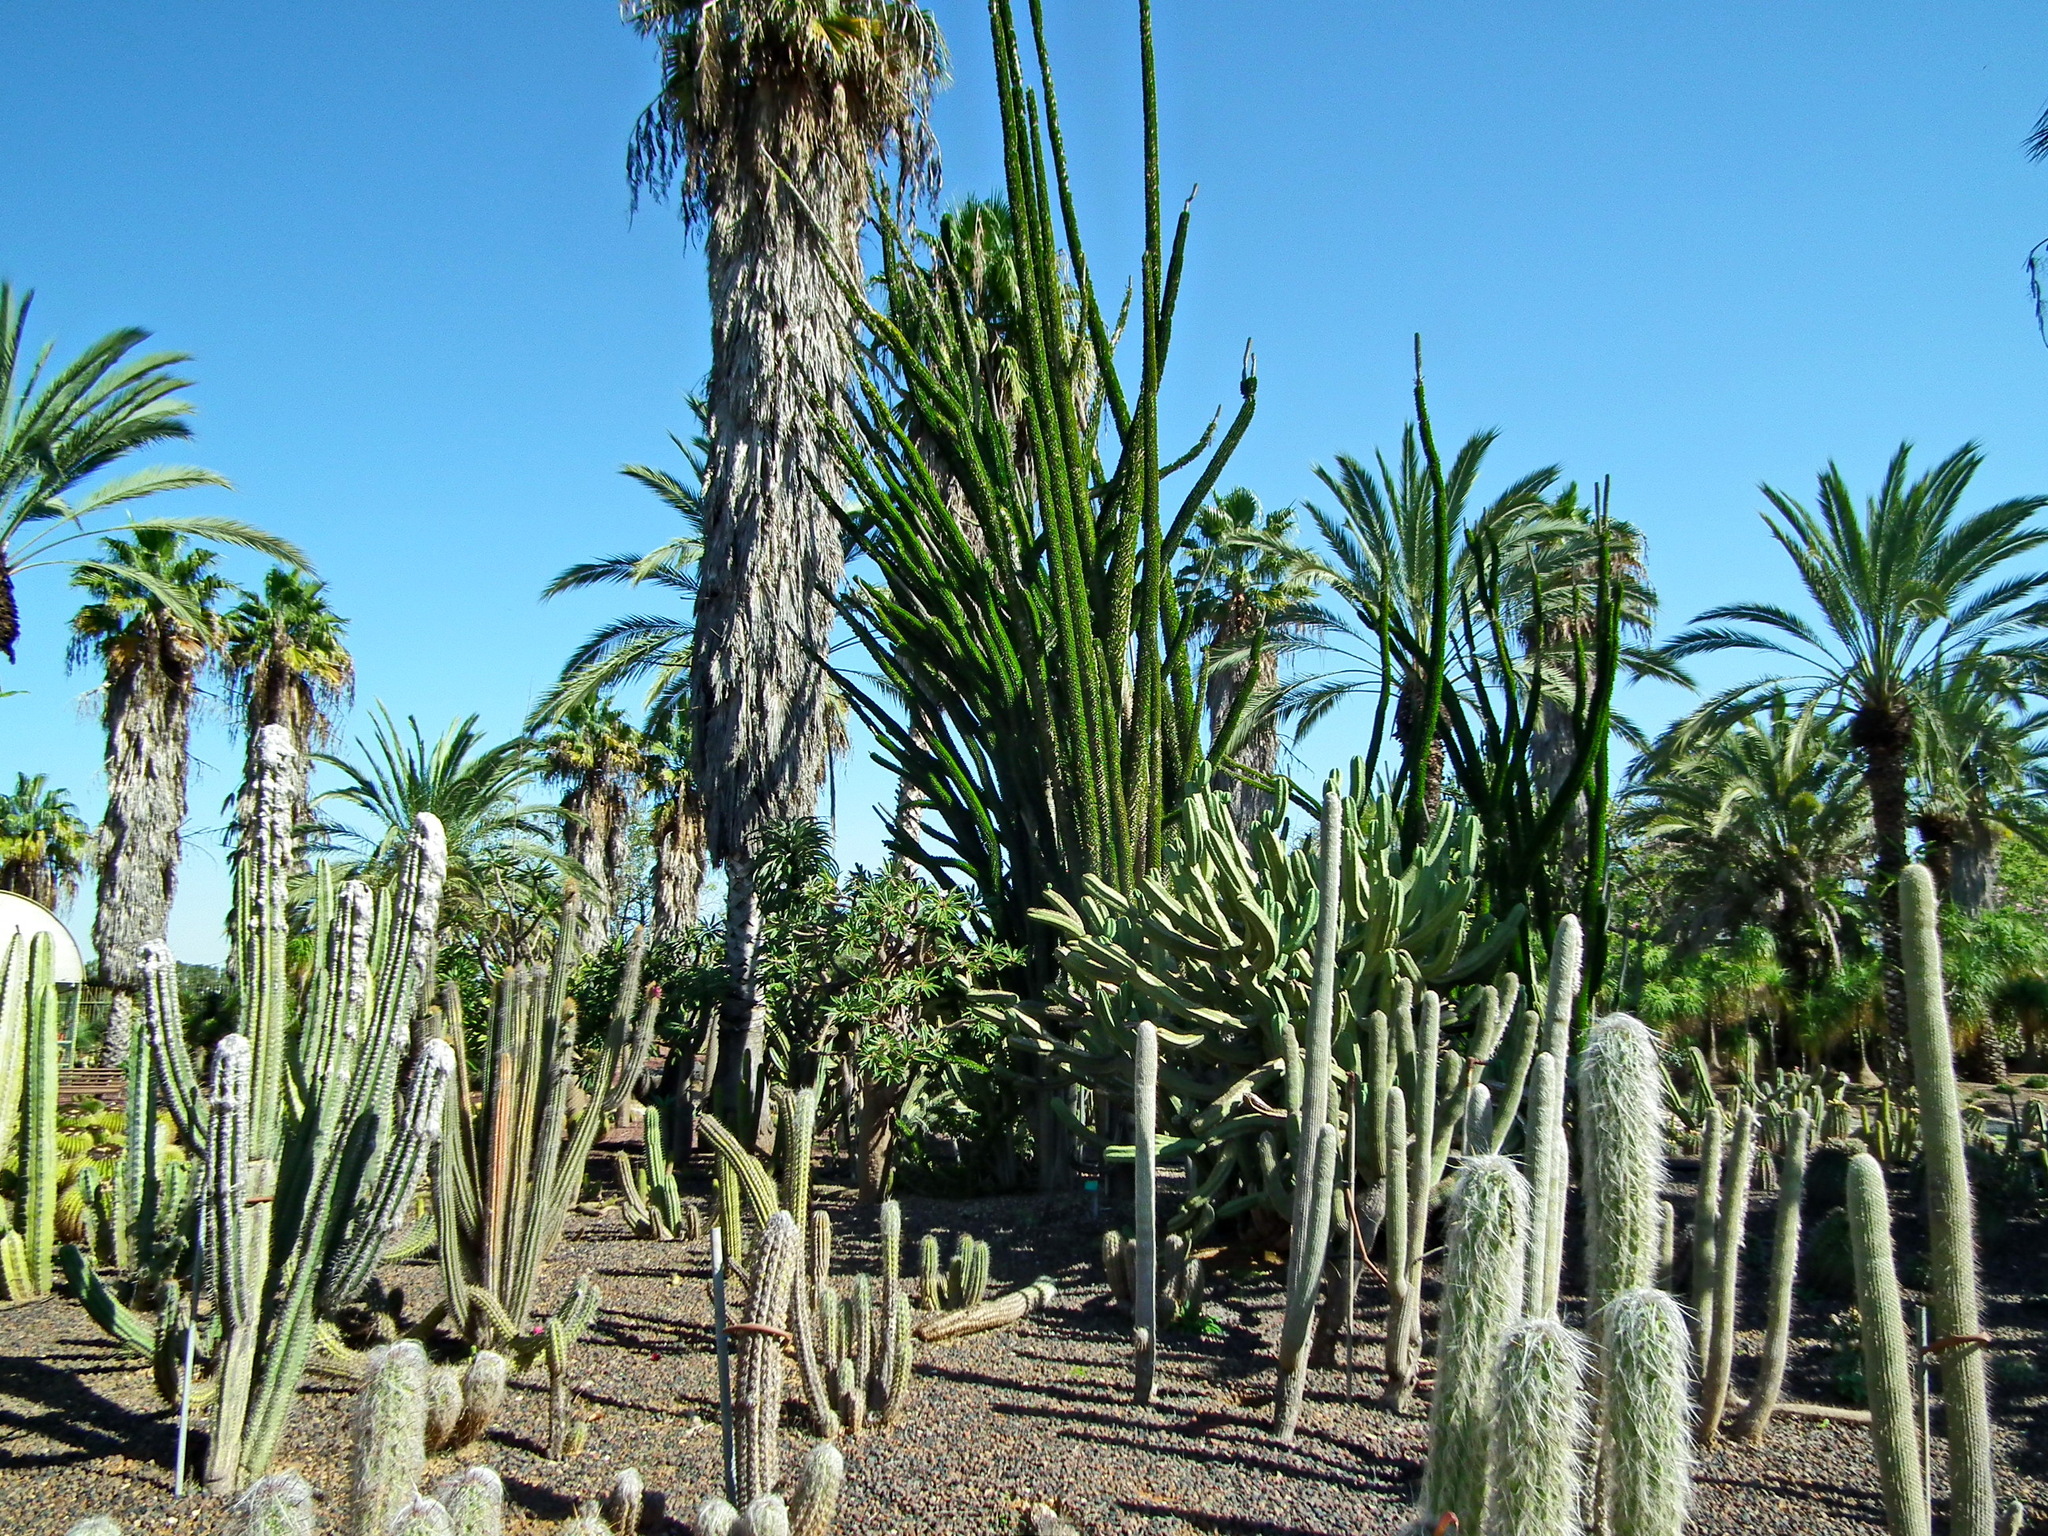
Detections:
6,1,2048,959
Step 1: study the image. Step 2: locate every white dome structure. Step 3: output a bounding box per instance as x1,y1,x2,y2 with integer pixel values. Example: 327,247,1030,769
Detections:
0,892,88,986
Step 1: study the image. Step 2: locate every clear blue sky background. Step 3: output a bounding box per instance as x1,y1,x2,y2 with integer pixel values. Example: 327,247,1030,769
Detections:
6,1,2048,960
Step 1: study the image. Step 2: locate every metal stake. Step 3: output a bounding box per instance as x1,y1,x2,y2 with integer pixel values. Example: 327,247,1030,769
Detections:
710,1225,736,1506
174,1200,206,1497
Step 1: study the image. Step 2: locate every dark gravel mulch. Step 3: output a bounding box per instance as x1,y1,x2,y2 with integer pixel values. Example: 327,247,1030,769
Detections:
1,1178,2042,1535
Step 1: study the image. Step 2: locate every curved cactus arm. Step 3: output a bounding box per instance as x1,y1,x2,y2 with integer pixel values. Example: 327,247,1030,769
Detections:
141,942,205,1154
59,1244,154,1355
698,1112,782,1231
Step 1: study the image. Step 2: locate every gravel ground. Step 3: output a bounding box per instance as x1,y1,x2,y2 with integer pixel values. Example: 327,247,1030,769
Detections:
1,1176,2042,1536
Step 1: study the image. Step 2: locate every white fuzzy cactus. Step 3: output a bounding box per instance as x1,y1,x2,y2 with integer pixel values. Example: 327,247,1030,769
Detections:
1600,1287,1692,1536
1484,1318,1592,1536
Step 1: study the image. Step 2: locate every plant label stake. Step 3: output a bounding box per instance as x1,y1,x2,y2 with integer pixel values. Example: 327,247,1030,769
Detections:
174,1194,206,1497
710,1224,735,1505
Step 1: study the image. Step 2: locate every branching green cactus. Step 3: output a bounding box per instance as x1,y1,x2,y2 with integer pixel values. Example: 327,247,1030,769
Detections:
1485,1317,1592,1536
1419,1154,1528,1535
1847,1151,1931,1536
1734,1107,1810,1442
1901,864,1996,1536
437,910,656,1354
615,1103,703,1241
1697,1101,1756,1446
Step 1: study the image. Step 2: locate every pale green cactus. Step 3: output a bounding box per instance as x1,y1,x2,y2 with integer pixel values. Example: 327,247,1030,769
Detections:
223,1472,319,1536
1485,1318,1592,1536
1133,1016,1160,1405
1734,1107,1811,1442
1697,1101,1756,1446
433,1468,506,1536
1579,1013,1665,1313
351,1342,431,1536
1846,1152,1931,1536
1600,1288,1692,1536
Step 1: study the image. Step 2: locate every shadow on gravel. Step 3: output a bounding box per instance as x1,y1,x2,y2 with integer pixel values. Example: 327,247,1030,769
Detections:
0,1342,175,1472
1116,1497,1332,1535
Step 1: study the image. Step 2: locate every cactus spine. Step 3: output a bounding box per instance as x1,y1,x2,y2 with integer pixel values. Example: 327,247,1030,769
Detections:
1133,1016,1160,1405
1696,1100,1755,1445
1484,1317,1592,1536
1846,1151,1932,1536
224,1473,320,1536
1580,1014,1665,1313
1600,1288,1692,1536
734,1211,802,1504
1901,864,1996,1536
433,1468,505,1536
351,1342,430,1536
1734,1107,1810,1442
1419,1154,1529,1535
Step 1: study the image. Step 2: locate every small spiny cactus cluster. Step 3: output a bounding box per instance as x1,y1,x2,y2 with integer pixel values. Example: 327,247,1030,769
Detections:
615,1101,705,1242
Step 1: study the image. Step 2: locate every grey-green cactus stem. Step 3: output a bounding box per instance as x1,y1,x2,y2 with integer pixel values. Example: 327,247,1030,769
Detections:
1580,1014,1665,1314
1274,1121,1339,1442
351,1342,430,1536
1484,1317,1592,1536
734,1211,802,1504
1697,1101,1756,1446
1523,1051,1568,1318
1600,1288,1693,1536
1901,864,1996,1536
1847,1152,1931,1536
1133,1017,1160,1405
224,1473,319,1536
432,1467,505,1536
1734,1108,1811,1442
6,933,60,1295
1690,1103,1725,1353
451,1350,509,1450
919,1232,942,1310
1420,1154,1529,1536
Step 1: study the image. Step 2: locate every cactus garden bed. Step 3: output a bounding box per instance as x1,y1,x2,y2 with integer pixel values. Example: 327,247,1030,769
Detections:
0,1184,2043,1535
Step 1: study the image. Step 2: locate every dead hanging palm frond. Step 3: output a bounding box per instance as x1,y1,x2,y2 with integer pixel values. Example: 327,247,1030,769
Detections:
820,1,1257,976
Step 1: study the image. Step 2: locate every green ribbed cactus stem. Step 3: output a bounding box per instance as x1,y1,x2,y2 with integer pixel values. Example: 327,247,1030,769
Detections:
786,1440,845,1536
386,1497,454,1536
789,1251,839,1441
1601,1287,1693,1536
545,1315,575,1460
1735,1108,1811,1442
223,1472,319,1536
350,1341,430,1536
1901,864,1996,1536
1419,1154,1529,1536
921,1232,944,1310
777,1086,817,1232
1273,1120,1339,1442
717,1158,744,1272
1523,1051,1568,1318
874,1200,904,1414
1484,1318,1592,1536
0,1231,30,1300
450,1350,508,1450
1690,1103,1725,1352
1382,1080,1413,1392
605,1468,644,1536
849,1272,873,1398
809,1209,832,1289
1133,1016,1160,1405
1697,1102,1756,1447
1656,1197,1677,1292
432,1468,505,1536
733,1211,802,1504
424,1365,463,1452
20,933,59,1294
879,1291,915,1426
817,1279,843,1375
1581,1014,1666,1315
1847,1152,1931,1536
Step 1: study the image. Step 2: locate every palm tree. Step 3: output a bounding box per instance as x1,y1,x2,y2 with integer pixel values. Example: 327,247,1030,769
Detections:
533,699,647,934
0,282,303,663
1624,699,1870,1004
69,528,233,1061
222,568,354,837
0,773,90,911
1177,488,1322,833
1663,442,2048,1049
317,709,565,966
623,0,945,1112
642,717,706,936
1908,661,2048,913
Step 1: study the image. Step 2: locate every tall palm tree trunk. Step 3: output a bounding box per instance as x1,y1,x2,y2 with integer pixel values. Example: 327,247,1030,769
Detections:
693,173,859,1117
651,792,704,936
93,660,197,1064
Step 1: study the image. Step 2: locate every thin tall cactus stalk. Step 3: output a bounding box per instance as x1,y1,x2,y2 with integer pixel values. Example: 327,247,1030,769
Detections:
1523,1051,1568,1318
1900,864,1996,1536
1846,1151,1931,1536
1689,1103,1725,1353
1696,1101,1756,1446
1419,1154,1529,1535
1133,1017,1160,1406
1734,1108,1810,1442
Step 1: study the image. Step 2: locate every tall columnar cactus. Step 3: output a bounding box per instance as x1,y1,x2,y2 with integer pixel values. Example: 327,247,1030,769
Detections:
437,910,656,1354
1133,1016,1160,1406
1274,783,1344,1439
113,729,455,1495
1419,1154,1529,1535
1900,864,1997,1536
351,1342,431,1536
1696,1101,1756,1446
1600,1288,1693,1536
1485,1318,1592,1536
1734,1107,1811,1442
777,1085,818,1232
0,931,60,1296
1846,1151,1932,1536
1689,1102,1725,1350
1579,1013,1665,1315
1522,1052,1567,1319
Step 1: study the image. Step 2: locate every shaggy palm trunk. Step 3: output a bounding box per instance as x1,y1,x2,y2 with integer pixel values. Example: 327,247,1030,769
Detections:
694,144,859,1121
93,633,200,1065
651,793,705,936
1857,715,1912,1081
1951,818,2001,915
